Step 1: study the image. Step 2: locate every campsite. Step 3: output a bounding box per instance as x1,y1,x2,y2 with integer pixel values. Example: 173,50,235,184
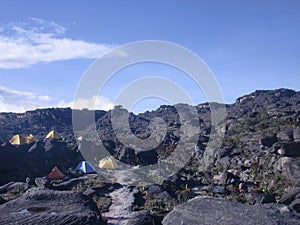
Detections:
0,89,300,224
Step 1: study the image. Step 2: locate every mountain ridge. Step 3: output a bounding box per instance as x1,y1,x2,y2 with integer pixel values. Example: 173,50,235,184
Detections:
0,88,299,142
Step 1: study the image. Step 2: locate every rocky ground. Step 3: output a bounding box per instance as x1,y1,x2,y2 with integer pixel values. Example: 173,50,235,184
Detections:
0,88,300,224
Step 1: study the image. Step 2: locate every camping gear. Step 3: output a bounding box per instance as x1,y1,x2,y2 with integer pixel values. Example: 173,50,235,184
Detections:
45,130,61,139
9,134,26,145
48,166,65,179
98,156,118,169
75,161,96,174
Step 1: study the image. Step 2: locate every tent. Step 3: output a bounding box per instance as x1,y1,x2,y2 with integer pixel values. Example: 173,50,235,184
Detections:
76,161,96,174
98,156,118,169
9,134,26,145
48,166,65,179
25,134,37,144
45,130,61,139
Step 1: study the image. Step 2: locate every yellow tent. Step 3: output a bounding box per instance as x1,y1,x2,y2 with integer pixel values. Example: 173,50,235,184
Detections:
98,156,118,169
9,134,26,145
25,134,37,144
45,130,61,139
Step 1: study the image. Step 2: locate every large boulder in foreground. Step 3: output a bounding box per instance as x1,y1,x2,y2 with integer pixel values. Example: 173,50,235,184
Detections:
162,197,300,225
0,189,105,225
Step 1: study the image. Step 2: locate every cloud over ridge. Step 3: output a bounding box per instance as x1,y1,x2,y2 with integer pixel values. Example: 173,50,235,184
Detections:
0,85,114,113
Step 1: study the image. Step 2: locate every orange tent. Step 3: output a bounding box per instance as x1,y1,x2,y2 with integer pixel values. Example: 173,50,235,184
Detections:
48,166,65,179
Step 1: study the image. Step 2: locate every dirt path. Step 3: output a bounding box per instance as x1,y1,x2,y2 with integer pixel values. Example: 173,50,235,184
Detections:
103,186,138,225
102,169,138,225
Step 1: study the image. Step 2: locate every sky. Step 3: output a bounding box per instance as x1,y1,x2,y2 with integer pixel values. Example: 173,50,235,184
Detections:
0,0,299,113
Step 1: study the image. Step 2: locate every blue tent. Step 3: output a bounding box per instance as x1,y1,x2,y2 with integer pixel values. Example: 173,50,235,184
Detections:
75,161,96,174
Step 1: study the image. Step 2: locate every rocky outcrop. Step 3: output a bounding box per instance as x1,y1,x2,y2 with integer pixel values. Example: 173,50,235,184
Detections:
162,197,300,225
274,157,300,186
0,140,84,185
279,187,300,213
0,182,28,203
0,189,105,225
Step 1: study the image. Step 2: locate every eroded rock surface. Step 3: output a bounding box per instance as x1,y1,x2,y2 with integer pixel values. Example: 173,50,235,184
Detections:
0,189,105,225
162,197,300,225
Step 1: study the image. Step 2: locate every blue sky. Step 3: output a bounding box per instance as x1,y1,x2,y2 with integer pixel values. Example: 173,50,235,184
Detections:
0,0,299,113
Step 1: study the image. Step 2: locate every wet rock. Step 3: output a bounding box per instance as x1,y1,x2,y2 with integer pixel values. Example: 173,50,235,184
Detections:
162,197,300,225
0,189,105,225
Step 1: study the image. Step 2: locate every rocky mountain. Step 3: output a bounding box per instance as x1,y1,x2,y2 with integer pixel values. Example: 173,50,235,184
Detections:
0,88,300,224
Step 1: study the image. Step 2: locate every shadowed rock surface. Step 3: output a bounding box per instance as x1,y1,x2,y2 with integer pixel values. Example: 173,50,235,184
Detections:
0,189,105,225
162,197,300,225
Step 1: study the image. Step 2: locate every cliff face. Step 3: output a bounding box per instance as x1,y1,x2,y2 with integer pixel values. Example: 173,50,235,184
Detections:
0,88,299,203
0,108,107,142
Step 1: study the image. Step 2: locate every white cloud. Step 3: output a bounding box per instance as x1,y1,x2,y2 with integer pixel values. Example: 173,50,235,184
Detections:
0,85,53,112
0,18,125,69
0,85,114,113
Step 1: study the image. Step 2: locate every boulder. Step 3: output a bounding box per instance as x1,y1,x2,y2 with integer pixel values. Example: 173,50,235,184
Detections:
162,197,300,225
277,130,293,142
198,135,209,143
34,177,49,188
28,141,45,153
273,142,300,157
136,149,158,166
245,192,276,205
293,128,300,142
279,187,300,205
44,139,67,153
0,189,105,224
274,157,300,186
260,136,277,147
217,147,232,159
214,171,239,186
